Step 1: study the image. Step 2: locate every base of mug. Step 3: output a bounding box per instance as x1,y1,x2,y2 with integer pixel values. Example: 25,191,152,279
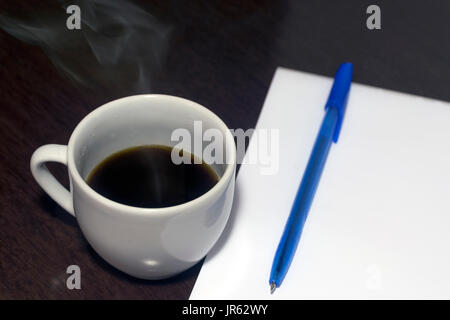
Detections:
105,258,201,281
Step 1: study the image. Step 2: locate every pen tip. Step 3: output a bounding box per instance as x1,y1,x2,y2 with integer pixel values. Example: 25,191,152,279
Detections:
270,282,276,294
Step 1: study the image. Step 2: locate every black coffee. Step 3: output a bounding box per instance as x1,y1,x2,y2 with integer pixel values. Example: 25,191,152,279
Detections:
86,145,219,208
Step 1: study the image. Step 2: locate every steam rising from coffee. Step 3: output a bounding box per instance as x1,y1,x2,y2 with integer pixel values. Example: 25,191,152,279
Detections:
0,0,171,94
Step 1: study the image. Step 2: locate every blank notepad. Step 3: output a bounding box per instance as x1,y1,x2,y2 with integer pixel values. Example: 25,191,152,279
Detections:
190,67,450,299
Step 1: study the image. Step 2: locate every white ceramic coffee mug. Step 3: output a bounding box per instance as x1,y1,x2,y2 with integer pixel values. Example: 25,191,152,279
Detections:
30,95,236,279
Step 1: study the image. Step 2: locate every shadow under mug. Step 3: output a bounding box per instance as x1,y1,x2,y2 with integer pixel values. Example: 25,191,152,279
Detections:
30,94,236,279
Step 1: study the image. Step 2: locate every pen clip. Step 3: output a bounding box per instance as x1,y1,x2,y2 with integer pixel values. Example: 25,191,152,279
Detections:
325,62,353,143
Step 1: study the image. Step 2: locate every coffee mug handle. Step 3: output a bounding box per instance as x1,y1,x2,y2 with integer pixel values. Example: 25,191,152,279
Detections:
30,144,74,216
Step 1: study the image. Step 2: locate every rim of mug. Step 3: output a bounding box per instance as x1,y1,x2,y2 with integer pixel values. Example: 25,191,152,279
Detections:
67,94,236,216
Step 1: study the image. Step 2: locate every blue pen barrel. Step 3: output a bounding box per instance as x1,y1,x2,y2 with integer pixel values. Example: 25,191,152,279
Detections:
270,106,339,287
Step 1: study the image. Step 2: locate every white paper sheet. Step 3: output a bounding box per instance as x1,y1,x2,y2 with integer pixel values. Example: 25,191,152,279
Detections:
190,67,450,299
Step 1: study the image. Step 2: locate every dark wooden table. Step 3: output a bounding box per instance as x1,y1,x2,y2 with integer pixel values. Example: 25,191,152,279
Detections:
1,0,449,299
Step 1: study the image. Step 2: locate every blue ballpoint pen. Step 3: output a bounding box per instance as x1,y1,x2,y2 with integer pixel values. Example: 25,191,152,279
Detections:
269,63,353,293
